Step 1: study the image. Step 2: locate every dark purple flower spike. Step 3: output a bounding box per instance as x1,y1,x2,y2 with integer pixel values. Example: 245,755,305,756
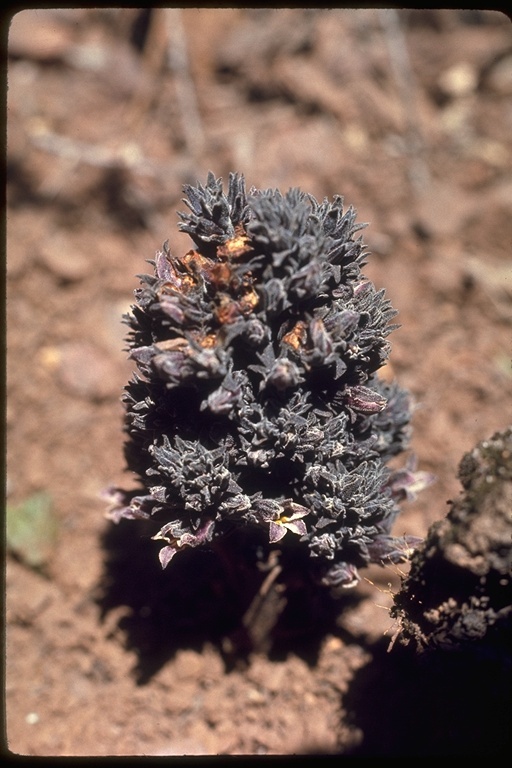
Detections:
106,173,430,587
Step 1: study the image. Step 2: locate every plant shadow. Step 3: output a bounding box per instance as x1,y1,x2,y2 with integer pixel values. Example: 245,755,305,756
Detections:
95,518,361,684
342,636,511,756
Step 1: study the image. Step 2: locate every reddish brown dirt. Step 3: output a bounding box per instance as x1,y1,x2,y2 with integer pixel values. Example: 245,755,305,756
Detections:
5,9,512,756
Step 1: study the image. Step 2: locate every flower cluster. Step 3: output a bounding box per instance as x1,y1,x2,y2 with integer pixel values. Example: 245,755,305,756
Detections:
106,172,430,587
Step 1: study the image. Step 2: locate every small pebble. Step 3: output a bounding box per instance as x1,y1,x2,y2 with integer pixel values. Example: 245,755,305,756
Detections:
51,341,120,401
438,61,478,97
39,235,90,283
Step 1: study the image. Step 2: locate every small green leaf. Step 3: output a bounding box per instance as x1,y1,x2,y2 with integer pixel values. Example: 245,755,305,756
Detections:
6,492,58,570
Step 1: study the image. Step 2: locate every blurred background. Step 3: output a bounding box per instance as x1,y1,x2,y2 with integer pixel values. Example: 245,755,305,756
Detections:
5,8,512,756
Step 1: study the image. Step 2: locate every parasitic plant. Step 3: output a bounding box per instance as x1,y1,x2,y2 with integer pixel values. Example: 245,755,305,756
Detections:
105,173,431,589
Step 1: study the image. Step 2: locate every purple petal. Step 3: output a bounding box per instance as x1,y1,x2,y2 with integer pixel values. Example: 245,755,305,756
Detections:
345,385,387,414
282,501,310,521
129,345,156,365
322,562,360,588
269,521,287,543
155,247,173,280
284,519,307,536
159,545,178,568
387,464,436,502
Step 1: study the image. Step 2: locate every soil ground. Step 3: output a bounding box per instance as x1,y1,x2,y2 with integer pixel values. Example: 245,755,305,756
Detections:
4,8,512,756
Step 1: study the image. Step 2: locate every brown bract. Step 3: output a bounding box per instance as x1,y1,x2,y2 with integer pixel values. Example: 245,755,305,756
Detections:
282,320,307,351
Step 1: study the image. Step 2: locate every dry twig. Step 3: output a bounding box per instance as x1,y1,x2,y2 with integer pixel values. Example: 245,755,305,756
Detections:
378,9,430,196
